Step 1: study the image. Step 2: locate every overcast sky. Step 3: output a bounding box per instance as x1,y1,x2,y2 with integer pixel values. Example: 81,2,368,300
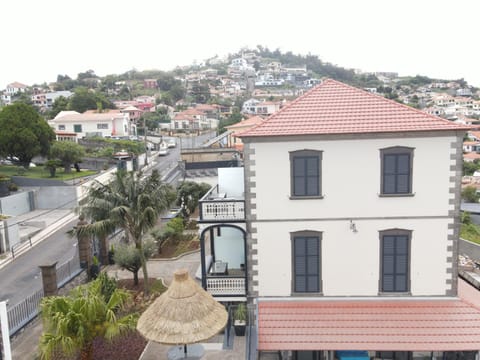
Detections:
2,0,479,89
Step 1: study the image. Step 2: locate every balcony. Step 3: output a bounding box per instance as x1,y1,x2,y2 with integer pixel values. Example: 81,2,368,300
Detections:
206,276,246,296
199,184,245,222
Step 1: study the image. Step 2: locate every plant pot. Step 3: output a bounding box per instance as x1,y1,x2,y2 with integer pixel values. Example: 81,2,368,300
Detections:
108,250,115,265
90,264,100,279
234,320,246,336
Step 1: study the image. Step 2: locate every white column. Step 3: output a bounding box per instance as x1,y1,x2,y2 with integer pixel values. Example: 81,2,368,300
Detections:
0,301,12,360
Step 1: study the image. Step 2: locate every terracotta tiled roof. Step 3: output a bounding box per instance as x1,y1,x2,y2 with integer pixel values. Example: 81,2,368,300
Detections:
258,279,480,352
464,153,480,161
240,79,471,137
226,116,265,130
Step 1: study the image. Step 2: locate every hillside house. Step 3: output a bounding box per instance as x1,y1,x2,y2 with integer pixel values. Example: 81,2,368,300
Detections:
236,79,480,359
49,109,133,139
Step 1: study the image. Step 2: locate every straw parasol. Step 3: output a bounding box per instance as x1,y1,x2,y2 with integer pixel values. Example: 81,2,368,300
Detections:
137,268,228,357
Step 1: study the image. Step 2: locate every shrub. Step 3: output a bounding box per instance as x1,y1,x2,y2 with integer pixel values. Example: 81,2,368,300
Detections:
8,182,18,191
462,186,479,203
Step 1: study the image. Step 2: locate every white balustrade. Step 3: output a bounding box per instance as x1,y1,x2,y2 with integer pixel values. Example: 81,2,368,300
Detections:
206,277,246,295
200,200,245,221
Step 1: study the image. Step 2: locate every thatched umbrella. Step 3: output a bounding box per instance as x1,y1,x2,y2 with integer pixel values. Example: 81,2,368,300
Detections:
137,269,228,358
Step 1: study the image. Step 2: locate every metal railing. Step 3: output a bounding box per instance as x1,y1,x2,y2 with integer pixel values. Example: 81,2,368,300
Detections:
57,254,82,288
6,254,82,337
6,288,43,336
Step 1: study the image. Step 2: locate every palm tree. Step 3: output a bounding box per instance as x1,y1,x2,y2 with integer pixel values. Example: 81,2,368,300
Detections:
77,169,174,294
39,276,137,360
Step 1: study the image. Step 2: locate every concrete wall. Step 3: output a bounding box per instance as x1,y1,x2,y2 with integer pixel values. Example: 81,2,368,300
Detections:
34,187,78,209
0,191,33,216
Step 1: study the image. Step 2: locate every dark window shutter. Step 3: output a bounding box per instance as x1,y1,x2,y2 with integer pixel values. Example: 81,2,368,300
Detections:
382,234,409,292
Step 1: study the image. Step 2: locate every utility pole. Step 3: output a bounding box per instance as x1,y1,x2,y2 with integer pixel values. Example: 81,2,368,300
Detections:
144,116,148,166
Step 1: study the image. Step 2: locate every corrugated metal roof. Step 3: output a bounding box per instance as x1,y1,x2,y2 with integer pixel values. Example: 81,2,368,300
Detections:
258,279,480,351
240,79,471,138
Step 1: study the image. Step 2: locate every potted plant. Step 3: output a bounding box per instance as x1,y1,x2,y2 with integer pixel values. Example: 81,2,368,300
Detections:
108,244,115,265
233,302,247,336
90,255,100,280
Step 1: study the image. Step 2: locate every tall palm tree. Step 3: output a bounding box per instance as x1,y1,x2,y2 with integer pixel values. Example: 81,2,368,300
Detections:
39,276,137,360
77,169,174,294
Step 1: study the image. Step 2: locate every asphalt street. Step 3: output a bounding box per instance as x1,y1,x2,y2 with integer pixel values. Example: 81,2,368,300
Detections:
0,132,215,308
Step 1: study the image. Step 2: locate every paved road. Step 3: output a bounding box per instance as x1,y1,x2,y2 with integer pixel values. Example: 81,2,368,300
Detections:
0,218,78,306
0,132,215,308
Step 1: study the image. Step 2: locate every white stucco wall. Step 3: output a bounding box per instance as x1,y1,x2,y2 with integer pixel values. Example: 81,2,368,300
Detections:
254,218,451,297
251,136,454,219
247,134,459,297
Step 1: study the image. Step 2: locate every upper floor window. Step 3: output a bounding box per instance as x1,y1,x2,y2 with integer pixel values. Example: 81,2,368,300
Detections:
380,147,414,196
292,231,322,294
97,123,108,129
380,229,411,293
73,124,82,133
58,125,65,131
290,150,322,198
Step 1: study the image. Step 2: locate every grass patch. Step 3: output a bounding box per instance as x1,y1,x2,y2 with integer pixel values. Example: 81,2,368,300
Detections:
0,165,97,180
172,238,200,257
461,223,480,245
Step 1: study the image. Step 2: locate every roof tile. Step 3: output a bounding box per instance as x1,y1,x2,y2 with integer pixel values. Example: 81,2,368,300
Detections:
258,279,480,351
240,79,470,137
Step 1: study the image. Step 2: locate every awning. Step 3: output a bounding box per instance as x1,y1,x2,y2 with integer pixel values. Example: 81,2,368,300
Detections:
258,279,480,352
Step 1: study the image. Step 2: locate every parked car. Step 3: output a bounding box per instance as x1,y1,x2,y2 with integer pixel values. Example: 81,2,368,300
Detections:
158,144,169,156
167,139,177,148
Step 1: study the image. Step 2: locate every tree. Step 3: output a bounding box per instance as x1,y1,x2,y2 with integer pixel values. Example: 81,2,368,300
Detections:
39,276,136,360
77,170,174,294
49,141,86,173
48,95,69,119
462,186,479,203
68,87,115,113
176,181,211,216
0,103,56,167
113,240,156,285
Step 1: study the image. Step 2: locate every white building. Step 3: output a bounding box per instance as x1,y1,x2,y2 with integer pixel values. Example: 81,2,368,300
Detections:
237,79,480,359
49,109,133,140
5,82,28,95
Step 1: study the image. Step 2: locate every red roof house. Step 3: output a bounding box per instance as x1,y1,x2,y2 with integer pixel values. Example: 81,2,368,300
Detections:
236,79,476,359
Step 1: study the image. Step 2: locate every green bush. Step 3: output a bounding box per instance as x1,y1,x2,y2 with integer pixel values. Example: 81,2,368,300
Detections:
461,186,479,203
8,182,18,191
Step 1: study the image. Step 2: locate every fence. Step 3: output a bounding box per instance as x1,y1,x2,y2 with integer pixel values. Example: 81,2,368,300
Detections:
57,254,82,288
5,254,81,337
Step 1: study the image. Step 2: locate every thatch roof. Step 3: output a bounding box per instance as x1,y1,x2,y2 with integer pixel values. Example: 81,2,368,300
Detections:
137,269,228,344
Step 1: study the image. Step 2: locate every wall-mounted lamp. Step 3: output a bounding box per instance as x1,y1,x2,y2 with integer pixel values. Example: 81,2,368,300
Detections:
349,220,358,233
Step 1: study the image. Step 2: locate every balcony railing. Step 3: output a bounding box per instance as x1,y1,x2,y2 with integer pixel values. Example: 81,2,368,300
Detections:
199,184,245,221
206,276,246,296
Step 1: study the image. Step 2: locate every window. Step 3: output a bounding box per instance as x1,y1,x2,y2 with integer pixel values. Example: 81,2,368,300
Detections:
290,150,322,198
58,125,65,131
380,147,413,195
292,231,321,293
380,229,411,293
97,123,108,129
73,124,82,133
